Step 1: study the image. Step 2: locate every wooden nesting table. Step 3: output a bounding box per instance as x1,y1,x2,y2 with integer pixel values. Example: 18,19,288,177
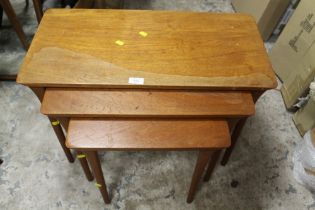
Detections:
17,9,276,204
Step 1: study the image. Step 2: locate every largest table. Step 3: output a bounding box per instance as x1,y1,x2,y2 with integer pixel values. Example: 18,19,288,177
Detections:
17,9,276,171
17,9,276,90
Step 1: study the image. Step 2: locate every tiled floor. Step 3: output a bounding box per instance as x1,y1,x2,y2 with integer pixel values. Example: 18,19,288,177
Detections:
0,0,314,209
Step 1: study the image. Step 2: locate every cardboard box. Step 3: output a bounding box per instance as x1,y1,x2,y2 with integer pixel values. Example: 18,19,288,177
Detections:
232,0,291,40
281,69,315,109
269,0,315,109
273,0,300,36
293,95,315,136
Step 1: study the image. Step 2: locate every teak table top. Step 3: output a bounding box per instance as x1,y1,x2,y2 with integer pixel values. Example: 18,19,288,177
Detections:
17,9,276,90
66,119,230,150
41,89,255,118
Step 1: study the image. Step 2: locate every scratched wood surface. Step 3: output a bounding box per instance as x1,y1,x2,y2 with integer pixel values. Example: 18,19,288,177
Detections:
17,9,276,90
66,119,230,150
41,88,255,118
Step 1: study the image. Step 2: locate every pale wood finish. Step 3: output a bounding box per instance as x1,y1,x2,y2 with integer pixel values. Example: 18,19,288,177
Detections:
66,119,230,150
17,9,276,90
41,89,255,118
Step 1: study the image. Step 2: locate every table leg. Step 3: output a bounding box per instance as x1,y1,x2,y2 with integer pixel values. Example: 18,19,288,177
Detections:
85,151,111,204
59,117,95,181
30,88,96,182
187,150,213,203
221,90,265,166
0,74,17,81
0,0,29,49
77,151,94,181
30,87,45,101
31,88,75,163
220,118,247,166
32,0,42,23
0,4,3,27
203,150,221,182
48,116,75,163
59,117,69,131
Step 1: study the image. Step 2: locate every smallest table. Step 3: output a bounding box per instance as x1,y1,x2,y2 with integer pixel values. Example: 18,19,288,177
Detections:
66,118,231,204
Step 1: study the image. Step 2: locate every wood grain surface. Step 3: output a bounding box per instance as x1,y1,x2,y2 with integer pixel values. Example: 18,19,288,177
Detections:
17,9,276,90
41,88,255,118
66,119,230,150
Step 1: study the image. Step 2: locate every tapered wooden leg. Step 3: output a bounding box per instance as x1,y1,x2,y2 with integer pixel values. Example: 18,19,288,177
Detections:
0,74,16,81
59,118,92,183
85,151,111,204
48,117,75,163
0,0,29,49
30,88,75,163
187,150,213,203
221,118,247,166
77,151,94,181
32,0,42,23
30,87,45,102
220,91,264,166
58,117,70,131
203,150,221,182
0,5,3,27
